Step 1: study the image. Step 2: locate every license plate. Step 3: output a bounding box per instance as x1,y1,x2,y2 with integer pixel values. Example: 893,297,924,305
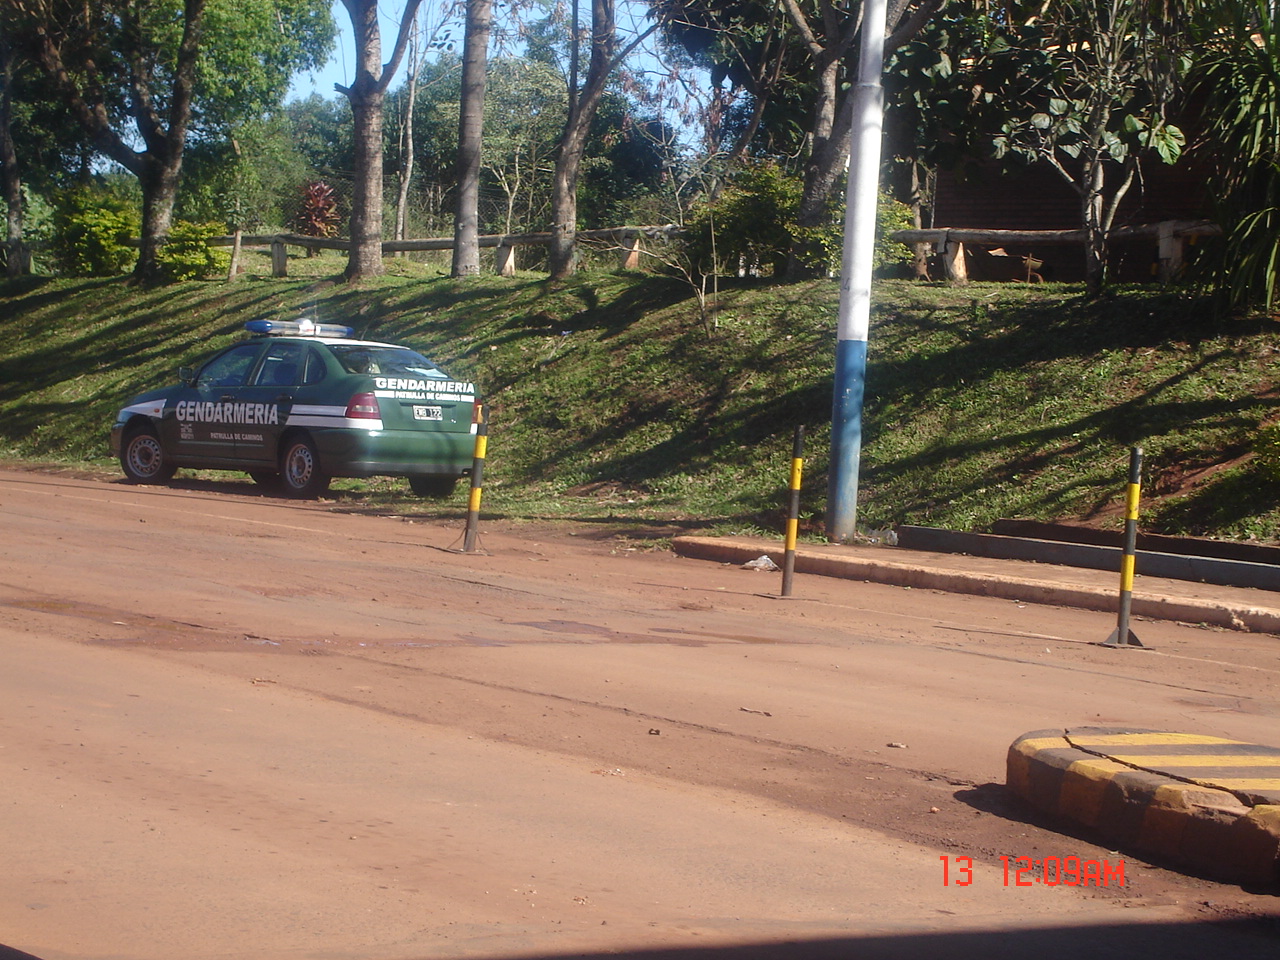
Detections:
413,405,443,421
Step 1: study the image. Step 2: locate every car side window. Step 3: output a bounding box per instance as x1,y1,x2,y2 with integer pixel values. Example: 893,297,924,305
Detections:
196,343,262,390
301,347,327,385
253,341,305,387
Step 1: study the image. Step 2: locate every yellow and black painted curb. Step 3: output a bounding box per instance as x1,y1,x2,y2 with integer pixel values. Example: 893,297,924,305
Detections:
1007,727,1280,886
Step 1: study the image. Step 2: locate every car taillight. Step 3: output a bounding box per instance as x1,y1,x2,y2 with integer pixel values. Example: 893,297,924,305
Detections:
345,392,381,419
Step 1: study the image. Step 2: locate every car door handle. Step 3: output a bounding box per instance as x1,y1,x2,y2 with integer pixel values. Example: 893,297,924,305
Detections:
218,394,235,402
275,394,293,403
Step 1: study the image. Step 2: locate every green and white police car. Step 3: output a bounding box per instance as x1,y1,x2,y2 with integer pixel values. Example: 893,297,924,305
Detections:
110,319,479,498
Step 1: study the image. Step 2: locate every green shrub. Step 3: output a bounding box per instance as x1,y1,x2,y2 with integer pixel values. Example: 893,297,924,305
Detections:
157,220,231,281
875,192,916,275
684,162,803,278
50,187,139,277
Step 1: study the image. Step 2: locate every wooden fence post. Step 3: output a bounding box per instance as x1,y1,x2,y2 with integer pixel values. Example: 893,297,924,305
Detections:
620,231,643,270
495,242,517,277
271,239,288,278
942,233,968,283
1157,221,1182,284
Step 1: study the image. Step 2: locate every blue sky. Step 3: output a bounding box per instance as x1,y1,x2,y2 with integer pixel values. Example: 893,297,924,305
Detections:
288,1,355,100
286,0,677,103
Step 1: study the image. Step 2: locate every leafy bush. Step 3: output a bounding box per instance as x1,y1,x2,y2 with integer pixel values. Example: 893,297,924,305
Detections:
50,187,139,277
156,220,231,281
875,192,916,275
684,162,802,278
683,164,918,279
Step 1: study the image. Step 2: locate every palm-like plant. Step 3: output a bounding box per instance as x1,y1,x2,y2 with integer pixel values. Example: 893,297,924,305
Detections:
1192,0,1280,312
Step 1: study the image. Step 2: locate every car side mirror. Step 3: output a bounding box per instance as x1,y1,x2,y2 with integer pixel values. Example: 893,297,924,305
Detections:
178,366,194,385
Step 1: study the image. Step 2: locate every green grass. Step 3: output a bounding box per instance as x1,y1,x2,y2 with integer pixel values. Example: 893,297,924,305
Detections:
4,253,1280,541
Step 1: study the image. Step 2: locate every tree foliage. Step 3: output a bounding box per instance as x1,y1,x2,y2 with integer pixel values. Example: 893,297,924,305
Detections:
6,0,333,281
1190,0,1280,313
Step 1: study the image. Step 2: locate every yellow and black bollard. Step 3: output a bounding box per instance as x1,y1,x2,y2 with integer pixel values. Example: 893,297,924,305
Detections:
462,405,488,554
781,426,805,597
1103,445,1144,647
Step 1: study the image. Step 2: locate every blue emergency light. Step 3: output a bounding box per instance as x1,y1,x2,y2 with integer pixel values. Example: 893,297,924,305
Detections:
245,319,354,338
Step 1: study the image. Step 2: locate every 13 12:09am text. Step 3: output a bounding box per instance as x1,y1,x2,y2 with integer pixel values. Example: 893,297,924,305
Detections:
940,855,1125,887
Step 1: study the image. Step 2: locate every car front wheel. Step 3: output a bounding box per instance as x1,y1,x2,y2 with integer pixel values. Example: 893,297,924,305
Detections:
120,424,176,484
278,435,331,498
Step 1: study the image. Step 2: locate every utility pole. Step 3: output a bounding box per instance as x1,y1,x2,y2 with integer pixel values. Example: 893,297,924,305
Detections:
827,0,889,543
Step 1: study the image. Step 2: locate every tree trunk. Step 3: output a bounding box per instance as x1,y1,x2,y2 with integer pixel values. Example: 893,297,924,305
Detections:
136,150,184,284
1082,157,1107,297
0,34,27,278
339,0,425,281
785,56,851,280
395,19,422,253
548,0,617,280
550,122,590,278
452,0,493,278
347,89,386,279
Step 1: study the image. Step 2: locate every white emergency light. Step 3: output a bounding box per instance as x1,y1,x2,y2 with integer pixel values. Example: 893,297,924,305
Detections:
244,319,355,338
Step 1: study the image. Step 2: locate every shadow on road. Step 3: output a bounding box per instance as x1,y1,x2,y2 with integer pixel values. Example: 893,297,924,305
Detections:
6,919,1280,960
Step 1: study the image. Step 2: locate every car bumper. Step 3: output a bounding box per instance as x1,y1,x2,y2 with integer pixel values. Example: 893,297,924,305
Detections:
313,428,475,479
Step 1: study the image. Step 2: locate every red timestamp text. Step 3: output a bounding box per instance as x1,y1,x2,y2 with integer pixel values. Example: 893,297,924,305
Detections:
939,855,1125,887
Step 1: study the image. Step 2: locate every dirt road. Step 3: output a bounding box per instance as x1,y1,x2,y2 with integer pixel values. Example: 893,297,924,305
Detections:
2,467,1278,960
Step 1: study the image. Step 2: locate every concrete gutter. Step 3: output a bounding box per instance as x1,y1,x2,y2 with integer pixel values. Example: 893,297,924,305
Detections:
671,535,1280,634
1007,727,1280,887
895,525,1280,591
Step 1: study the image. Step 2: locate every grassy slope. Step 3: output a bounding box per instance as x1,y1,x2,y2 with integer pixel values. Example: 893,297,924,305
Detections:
3,252,1280,540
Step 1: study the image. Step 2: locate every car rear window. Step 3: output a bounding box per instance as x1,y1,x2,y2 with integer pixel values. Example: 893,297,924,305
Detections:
329,345,450,379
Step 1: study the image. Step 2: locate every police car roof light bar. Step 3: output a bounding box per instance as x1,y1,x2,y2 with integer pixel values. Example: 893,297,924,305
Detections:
245,319,355,338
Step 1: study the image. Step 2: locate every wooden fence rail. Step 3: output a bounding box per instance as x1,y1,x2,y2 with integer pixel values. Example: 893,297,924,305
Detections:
211,225,682,278
890,220,1221,283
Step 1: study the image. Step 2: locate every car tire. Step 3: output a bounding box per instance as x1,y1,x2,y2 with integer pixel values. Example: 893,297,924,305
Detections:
120,424,177,484
408,475,458,498
248,470,280,491
278,435,331,498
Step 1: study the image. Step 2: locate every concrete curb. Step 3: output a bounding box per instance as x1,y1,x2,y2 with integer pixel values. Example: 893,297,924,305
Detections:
671,535,1280,634
1007,728,1280,886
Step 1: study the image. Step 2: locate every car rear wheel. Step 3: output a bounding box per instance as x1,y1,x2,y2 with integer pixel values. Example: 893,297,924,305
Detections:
120,424,176,484
278,435,330,498
408,475,458,498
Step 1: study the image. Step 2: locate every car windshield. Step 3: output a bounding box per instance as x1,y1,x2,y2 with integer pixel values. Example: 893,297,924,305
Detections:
329,345,450,379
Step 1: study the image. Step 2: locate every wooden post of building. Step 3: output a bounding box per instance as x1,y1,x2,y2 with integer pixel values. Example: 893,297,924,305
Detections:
620,231,643,271
1157,221,1182,284
271,238,288,278
941,232,968,283
495,242,517,277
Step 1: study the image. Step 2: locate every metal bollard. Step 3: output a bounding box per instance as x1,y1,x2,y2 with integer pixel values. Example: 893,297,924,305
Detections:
1103,445,1144,647
462,405,488,554
781,426,805,597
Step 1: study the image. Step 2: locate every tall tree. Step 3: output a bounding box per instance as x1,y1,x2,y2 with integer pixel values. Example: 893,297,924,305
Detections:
20,0,207,283
982,0,1189,295
652,0,944,279
337,0,423,280
452,0,492,276
548,0,657,279
0,26,26,277
11,0,333,282
481,58,566,234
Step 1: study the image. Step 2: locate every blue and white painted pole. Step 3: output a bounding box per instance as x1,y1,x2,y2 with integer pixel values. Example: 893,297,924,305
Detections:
827,0,890,543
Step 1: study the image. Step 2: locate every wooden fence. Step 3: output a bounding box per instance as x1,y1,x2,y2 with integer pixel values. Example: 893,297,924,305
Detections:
890,220,1221,283
211,225,682,278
